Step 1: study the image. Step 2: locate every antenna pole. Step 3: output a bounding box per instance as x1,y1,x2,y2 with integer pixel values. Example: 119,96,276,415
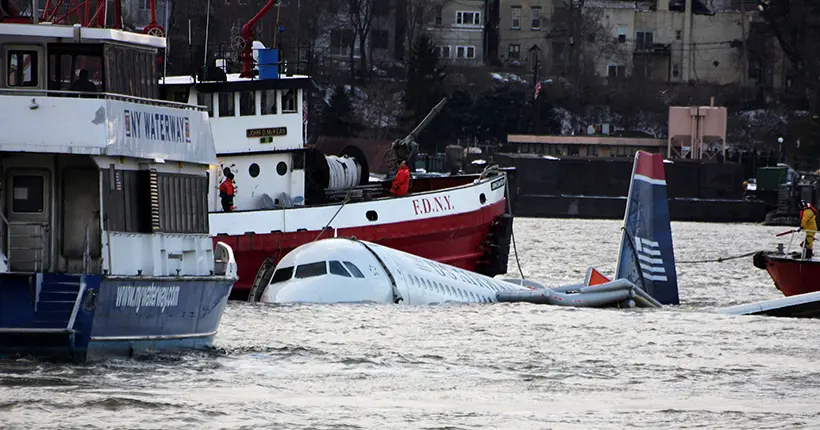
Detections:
204,0,211,75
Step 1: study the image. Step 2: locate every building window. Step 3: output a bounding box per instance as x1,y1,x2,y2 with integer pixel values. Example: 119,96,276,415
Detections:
140,0,150,10
436,46,451,59
607,64,626,78
747,60,761,83
672,64,680,78
675,30,682,40
7,50,38,87
636,31,654,50
511,6,521,29
434,5,442,25
617,25,627,43
508,44,520,60
456,11,481,26
531,7,541,30
456,46,476,59
371,29,389,50
330,29,354,56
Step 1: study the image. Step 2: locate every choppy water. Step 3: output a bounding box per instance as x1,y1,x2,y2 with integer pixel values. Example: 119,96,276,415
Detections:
3,219,820,429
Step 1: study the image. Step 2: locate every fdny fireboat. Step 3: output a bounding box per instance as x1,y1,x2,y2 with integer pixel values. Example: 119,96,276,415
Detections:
158,1,515,300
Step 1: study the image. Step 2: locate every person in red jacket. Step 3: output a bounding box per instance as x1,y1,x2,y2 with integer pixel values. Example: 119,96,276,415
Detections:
390,159,410,197
219,171,236,211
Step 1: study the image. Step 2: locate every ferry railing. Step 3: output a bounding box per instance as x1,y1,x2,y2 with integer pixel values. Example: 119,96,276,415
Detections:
5,221,47,273
66,275,87,332
0,88,208,112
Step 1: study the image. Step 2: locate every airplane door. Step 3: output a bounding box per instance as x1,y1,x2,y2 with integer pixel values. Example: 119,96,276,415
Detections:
373,251,412,305
6,169,51,272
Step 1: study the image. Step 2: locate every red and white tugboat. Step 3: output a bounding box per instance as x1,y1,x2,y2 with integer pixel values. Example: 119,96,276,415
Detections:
158,1,514,299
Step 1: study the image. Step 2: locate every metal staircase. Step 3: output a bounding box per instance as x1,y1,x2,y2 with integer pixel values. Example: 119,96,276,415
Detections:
33,274,85,329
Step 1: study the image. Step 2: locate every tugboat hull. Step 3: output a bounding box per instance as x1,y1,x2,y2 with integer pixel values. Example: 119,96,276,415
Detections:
0,274,233,362
754,251,820,297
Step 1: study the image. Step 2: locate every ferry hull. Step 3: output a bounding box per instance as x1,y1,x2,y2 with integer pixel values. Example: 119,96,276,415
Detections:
215,198,508,299
754,252,820,297
0,274,233,362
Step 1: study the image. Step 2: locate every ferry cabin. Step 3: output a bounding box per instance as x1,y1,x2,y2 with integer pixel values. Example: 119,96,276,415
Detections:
160,70,314,212
0,23,220,279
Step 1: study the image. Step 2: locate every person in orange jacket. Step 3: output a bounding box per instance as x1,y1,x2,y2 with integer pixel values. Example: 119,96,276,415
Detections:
799,200,817,258
390,159,410,197
219,171,236,212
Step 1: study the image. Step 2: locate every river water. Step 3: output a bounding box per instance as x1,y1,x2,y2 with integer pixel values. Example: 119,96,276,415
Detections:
2,219,819,429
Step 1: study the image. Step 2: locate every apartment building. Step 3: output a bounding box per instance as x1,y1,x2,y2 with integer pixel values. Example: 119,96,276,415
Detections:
320,0,403,67
427,0,486,66
498,0,553,71
584,0,772,85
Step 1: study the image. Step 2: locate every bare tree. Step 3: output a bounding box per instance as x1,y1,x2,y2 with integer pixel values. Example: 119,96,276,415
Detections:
404,0,446,50
550,0,628,80
348,0,376,79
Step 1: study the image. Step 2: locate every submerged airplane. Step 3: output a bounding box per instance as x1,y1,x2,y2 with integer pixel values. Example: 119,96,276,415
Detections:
248,151,680,308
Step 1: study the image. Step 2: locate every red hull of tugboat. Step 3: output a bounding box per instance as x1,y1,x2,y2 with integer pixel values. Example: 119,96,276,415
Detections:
215,198,508,298
754,252,820,297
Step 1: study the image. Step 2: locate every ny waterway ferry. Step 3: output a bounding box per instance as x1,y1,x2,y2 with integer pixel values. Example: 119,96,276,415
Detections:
0,7,238,361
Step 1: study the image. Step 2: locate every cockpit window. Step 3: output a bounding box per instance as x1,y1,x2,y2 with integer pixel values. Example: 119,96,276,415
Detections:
271,266,294,284
329,260,351,277
343,261,365,278
295,262,327,279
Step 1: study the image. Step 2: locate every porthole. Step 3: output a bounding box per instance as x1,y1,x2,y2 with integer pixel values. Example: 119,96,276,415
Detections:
479,193,486,204
249,163,260,178
276,161,288,176
366,210,378,221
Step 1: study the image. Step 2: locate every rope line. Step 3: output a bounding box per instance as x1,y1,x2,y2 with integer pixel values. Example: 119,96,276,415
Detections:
676,251,758,264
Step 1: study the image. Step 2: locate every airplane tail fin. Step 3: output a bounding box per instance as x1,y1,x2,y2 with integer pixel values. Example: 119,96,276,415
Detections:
614,151,679,305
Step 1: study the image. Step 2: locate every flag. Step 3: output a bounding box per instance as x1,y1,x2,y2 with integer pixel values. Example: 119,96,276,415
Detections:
534,81,542,99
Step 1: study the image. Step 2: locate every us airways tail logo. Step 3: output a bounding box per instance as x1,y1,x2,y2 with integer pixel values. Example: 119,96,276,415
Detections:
634,236,667,282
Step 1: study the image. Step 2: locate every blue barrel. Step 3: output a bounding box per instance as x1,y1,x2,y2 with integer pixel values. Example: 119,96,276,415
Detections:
257,48,279,80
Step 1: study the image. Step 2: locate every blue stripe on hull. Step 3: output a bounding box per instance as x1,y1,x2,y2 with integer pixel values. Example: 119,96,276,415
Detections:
0,274,233,362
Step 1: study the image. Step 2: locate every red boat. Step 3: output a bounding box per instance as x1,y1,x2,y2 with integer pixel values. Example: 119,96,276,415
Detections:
158,3,513,298
753,248,820,297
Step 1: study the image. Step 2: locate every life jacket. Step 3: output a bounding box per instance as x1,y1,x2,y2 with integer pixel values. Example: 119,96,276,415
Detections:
219,178,234,198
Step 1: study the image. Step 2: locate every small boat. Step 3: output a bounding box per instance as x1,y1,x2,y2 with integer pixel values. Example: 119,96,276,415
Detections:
158,1,514,300
0,6,238,362
753,232,820,297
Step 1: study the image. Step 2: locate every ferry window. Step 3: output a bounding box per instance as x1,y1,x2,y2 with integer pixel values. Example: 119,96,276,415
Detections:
72,55,103,92
261,90,278,115
329,260,351,277
7,51,38,87
219,92,235,117
198,92,214,117
282,89,297,113
295,262,327,278
11,175,44,213
271,266,294,284
240,91,256,116
342,261,365,278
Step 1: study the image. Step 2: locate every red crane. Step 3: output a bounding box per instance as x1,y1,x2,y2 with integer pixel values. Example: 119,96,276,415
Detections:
238,0,279,78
